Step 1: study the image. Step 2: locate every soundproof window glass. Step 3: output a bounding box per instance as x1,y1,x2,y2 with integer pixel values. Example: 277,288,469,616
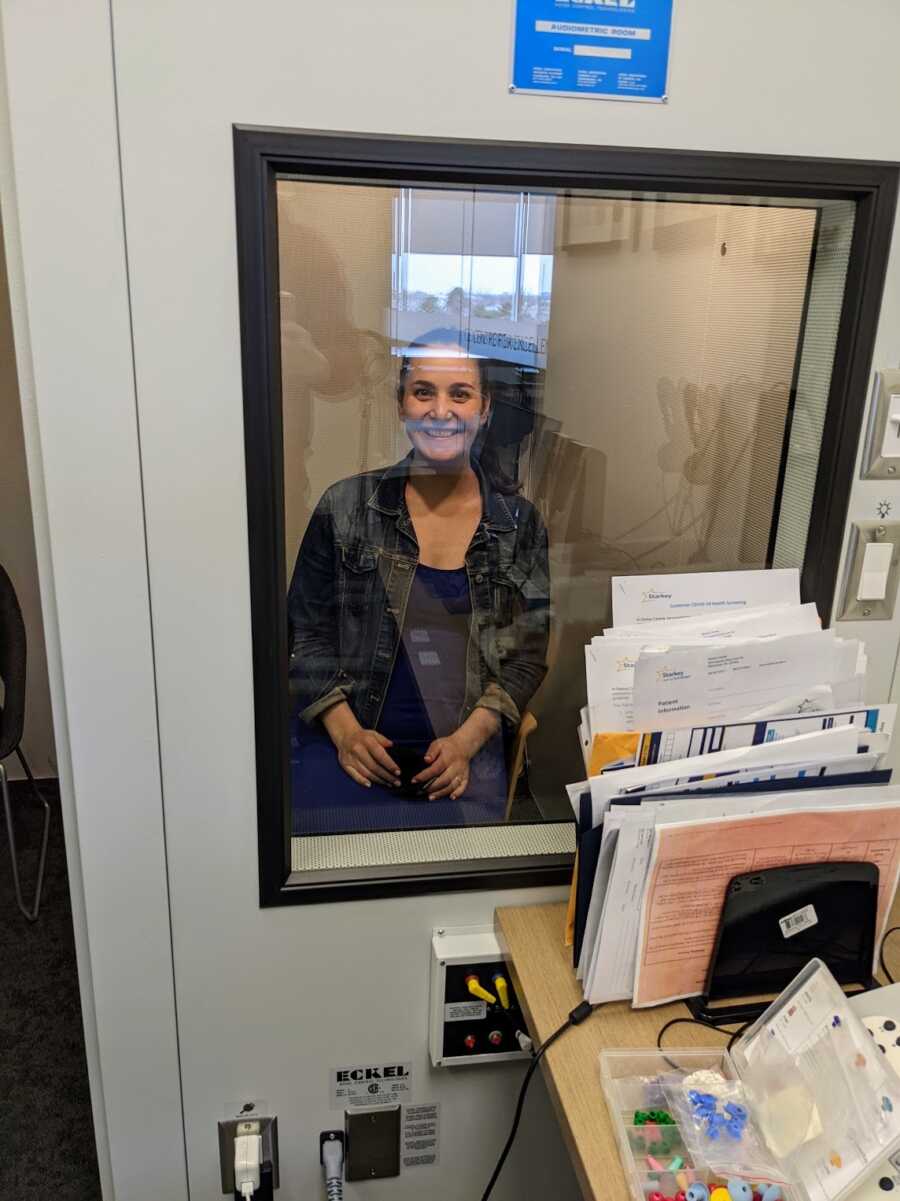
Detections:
277,178,854,841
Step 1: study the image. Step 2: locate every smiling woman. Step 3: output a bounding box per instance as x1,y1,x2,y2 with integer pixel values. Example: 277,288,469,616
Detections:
287,330,551,834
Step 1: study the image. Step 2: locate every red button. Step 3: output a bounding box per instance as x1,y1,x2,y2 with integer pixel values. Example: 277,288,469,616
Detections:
489,1030,503,1046
464,1034,477,1050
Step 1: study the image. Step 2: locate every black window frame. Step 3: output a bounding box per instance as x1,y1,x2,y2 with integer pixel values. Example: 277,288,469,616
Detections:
233,125,899,907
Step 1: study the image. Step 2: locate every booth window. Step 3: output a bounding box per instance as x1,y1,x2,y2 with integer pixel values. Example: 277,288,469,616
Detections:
234,129,898,904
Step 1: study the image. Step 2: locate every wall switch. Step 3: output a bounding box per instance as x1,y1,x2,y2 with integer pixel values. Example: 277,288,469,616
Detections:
882,393,900,460
862,369,900,479
858,541,894,601
837,521,900,620
344,1105,401,1180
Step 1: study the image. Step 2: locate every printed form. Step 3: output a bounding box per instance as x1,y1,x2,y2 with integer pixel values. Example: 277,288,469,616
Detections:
583,815,656,999
631,630,842,732
637,704,896,765
611,569,799,626
632,801,900,1007
586,604,822,734
603,602,821,643
588,724,861,824
583,783,888,1003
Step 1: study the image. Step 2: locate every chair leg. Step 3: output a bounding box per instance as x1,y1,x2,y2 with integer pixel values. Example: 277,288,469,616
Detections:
1,749,51,922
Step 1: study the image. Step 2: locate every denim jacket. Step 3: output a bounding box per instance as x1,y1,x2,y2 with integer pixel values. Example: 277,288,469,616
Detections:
288,456,550,733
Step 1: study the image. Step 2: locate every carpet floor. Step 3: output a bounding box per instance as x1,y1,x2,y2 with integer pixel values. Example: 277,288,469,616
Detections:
0,777,102,1199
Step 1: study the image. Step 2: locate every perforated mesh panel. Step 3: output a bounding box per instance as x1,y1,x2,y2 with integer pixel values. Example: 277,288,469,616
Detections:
291,822,575,873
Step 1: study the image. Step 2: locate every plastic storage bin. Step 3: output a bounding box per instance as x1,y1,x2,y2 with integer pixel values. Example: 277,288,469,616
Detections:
600,961,900,1201
602,1048,785,1201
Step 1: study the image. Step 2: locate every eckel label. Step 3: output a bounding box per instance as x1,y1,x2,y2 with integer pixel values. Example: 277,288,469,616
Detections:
330,1062,413,1109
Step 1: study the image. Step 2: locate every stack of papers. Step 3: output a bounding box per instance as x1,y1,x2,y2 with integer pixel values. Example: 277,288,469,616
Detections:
582,569,867,751
568,568,897,1009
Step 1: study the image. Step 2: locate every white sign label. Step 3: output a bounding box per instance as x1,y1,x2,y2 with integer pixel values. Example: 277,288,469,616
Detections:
403,1103,440,1169
768,978,832,1054
779,903,818,940
444,1000,486,1023
330,1062,413,1110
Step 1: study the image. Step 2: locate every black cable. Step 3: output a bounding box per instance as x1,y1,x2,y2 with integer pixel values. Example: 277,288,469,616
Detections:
656,1016,751,1071
726,1023,750,1052
657,1016,721,1047
480,1001,595,1201
483,1007,750,1198
880,925,900,984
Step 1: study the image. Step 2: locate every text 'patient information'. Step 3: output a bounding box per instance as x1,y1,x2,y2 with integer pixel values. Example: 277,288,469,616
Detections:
511,0,673,101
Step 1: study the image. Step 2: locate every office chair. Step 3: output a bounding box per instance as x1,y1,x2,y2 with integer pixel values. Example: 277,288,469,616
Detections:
0,563,51,921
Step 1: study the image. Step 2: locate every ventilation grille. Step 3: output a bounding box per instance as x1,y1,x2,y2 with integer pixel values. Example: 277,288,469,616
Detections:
291,821,575,874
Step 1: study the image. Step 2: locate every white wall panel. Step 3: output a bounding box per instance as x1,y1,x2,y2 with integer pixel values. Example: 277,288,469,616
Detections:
2,0,900,1197
107,1,900,1197
0,2,185,1197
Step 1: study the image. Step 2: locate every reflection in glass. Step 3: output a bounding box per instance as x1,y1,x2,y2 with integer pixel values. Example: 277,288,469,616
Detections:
277,180,853,836
288,334,550,834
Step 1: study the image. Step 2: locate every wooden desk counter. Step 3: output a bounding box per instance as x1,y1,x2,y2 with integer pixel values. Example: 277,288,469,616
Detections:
495,901,900,1201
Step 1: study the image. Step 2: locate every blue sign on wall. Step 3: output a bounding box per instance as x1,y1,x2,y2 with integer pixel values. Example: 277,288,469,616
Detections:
511,0,673,102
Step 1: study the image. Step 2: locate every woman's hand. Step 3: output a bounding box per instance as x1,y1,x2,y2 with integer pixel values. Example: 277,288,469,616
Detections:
321,702,400,789
413,732,474,801
414,707,501,801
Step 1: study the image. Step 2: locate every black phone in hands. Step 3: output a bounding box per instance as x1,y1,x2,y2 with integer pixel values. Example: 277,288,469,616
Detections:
387,743,431,799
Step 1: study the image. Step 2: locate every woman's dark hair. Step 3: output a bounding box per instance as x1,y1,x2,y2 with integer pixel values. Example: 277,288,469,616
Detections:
396,329,521,496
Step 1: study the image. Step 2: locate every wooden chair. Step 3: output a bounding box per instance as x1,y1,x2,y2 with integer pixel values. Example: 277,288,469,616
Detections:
504,710,538,821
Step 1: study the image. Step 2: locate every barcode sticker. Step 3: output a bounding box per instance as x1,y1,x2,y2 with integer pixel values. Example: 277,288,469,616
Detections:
779,903,818,939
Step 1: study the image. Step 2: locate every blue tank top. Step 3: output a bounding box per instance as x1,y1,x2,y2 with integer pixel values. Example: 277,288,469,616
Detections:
292,561,508,830
378,564,471,748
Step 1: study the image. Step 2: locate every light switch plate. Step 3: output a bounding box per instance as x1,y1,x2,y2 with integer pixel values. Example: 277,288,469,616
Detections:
862,369,900,479
837,521,900,621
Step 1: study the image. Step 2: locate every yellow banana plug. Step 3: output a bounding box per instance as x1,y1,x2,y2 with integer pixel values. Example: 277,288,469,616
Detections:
492,974,511,1010
465,974,497,1005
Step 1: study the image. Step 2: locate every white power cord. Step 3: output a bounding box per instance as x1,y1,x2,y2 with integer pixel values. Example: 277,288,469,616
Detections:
234,1129,263,1199
515,1029,533,1053
322,1133,344,1201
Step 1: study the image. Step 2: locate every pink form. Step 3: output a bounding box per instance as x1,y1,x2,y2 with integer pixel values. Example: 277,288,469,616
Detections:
633,805,900,1007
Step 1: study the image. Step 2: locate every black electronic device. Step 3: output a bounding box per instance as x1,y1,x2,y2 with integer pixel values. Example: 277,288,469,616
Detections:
389,743,429,799
688,860,879,1025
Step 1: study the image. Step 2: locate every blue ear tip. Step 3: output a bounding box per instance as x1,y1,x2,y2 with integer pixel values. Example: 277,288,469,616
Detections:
727,1180,752,1201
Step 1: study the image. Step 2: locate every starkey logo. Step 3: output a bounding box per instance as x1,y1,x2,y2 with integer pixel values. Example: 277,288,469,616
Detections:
641,589,673,603
655,666,687,683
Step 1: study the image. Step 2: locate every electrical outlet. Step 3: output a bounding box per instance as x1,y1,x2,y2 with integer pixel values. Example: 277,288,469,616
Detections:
217,1115,279,1194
